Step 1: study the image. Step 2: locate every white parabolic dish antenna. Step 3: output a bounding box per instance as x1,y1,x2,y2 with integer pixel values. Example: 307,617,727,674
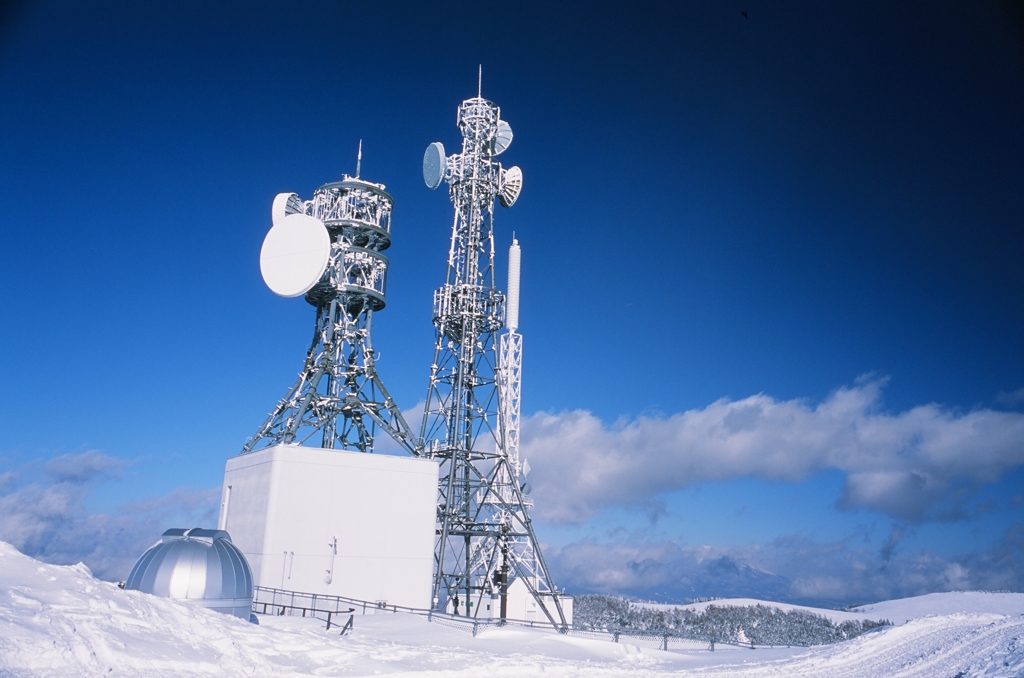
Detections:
493,120,513,155
499,166,523,208
260,213,331,297
423,142,446,189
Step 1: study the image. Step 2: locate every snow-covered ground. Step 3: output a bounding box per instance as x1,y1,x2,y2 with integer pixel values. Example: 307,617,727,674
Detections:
851,591,1024,625
2,541,1023,677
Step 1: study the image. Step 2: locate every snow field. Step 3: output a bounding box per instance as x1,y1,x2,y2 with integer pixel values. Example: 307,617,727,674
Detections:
851,591,1024,625
2,542,1023,677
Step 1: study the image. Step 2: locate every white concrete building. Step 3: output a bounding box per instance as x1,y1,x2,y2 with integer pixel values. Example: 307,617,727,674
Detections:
218,444,438,610
487,577,573,625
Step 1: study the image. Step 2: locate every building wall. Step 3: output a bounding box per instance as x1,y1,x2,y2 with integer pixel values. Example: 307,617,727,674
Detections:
502,577,573,625
219,444,438,609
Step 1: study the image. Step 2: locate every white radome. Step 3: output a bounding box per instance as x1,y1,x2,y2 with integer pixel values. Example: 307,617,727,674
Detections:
506,238,521,331
259,213,331,298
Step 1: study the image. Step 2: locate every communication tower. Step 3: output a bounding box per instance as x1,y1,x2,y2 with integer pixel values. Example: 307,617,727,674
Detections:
242,146,418,456
420,79,567,627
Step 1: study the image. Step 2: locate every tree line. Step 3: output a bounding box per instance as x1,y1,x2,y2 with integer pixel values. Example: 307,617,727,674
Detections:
573,595,891,646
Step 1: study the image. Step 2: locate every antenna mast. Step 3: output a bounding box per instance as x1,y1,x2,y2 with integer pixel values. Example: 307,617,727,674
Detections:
242,164,418,457
419,88,565,628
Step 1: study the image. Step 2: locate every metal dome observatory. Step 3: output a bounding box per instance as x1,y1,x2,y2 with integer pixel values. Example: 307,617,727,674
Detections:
124,528,253,619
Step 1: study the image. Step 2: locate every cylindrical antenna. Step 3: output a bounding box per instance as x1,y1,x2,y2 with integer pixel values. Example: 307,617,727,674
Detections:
506,236,521,332
478,65,482,98
355,139,363,178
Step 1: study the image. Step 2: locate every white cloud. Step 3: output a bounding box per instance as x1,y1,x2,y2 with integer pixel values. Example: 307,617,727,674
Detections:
996,387,1024,406
371,400,426,456
548,525,1024,606
44,449,128,482
0,451,219,581
521,377,1024,522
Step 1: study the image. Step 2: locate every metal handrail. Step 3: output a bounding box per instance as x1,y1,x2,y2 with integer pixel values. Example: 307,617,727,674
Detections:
254,586,430,616
252,590,356,634
252,585,560,629
252,586,738,650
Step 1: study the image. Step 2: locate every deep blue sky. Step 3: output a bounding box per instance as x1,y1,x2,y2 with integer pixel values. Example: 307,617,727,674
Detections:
2,1,1023,605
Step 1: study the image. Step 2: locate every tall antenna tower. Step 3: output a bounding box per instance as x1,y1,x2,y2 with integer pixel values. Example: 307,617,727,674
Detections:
242,150,418,456
420,85,566,627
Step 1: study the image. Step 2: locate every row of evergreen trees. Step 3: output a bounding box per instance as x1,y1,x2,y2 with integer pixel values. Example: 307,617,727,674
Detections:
572,595,891,646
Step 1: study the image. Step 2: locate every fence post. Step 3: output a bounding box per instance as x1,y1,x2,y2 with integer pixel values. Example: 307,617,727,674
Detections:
472,622,478,637
662,635,668,651
326,612,332,630
614,632,619,643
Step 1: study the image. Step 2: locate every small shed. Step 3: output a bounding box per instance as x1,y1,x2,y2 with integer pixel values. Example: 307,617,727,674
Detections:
499,577,573,625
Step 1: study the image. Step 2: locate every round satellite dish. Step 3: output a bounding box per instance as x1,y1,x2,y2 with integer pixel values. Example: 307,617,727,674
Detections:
260,213,331,297
423,142,446,189
271,192,305,225
498,166,522,208
493,120,513,155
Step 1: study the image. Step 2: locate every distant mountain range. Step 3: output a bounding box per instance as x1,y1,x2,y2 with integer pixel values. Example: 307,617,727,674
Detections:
566,554,821,607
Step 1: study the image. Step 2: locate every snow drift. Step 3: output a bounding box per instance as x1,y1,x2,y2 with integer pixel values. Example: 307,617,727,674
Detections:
1,541,1022,677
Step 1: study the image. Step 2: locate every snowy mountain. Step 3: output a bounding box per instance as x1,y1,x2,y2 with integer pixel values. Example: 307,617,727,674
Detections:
582,555,798,605
2,541,1022,677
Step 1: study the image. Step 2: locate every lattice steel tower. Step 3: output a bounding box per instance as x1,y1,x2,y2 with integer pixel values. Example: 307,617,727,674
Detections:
243,149,418,457
420,82,567,627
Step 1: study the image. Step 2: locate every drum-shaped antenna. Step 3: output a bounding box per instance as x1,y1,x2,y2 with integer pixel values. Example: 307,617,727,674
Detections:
498,166,522,208
271,192,305,225
259,213,331,297
493,120,513,155
423,142,446,189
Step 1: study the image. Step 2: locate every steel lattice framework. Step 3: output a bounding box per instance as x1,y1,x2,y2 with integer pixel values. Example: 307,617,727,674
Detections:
420,93,567,628
242,174,418,457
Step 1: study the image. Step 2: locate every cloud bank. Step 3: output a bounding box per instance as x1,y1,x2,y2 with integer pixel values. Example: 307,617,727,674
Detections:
0,451,219,581
549,524,1024,607
521,378,1024,522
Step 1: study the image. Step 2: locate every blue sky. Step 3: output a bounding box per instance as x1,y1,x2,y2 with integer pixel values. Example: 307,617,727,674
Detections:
1,1,1023,606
